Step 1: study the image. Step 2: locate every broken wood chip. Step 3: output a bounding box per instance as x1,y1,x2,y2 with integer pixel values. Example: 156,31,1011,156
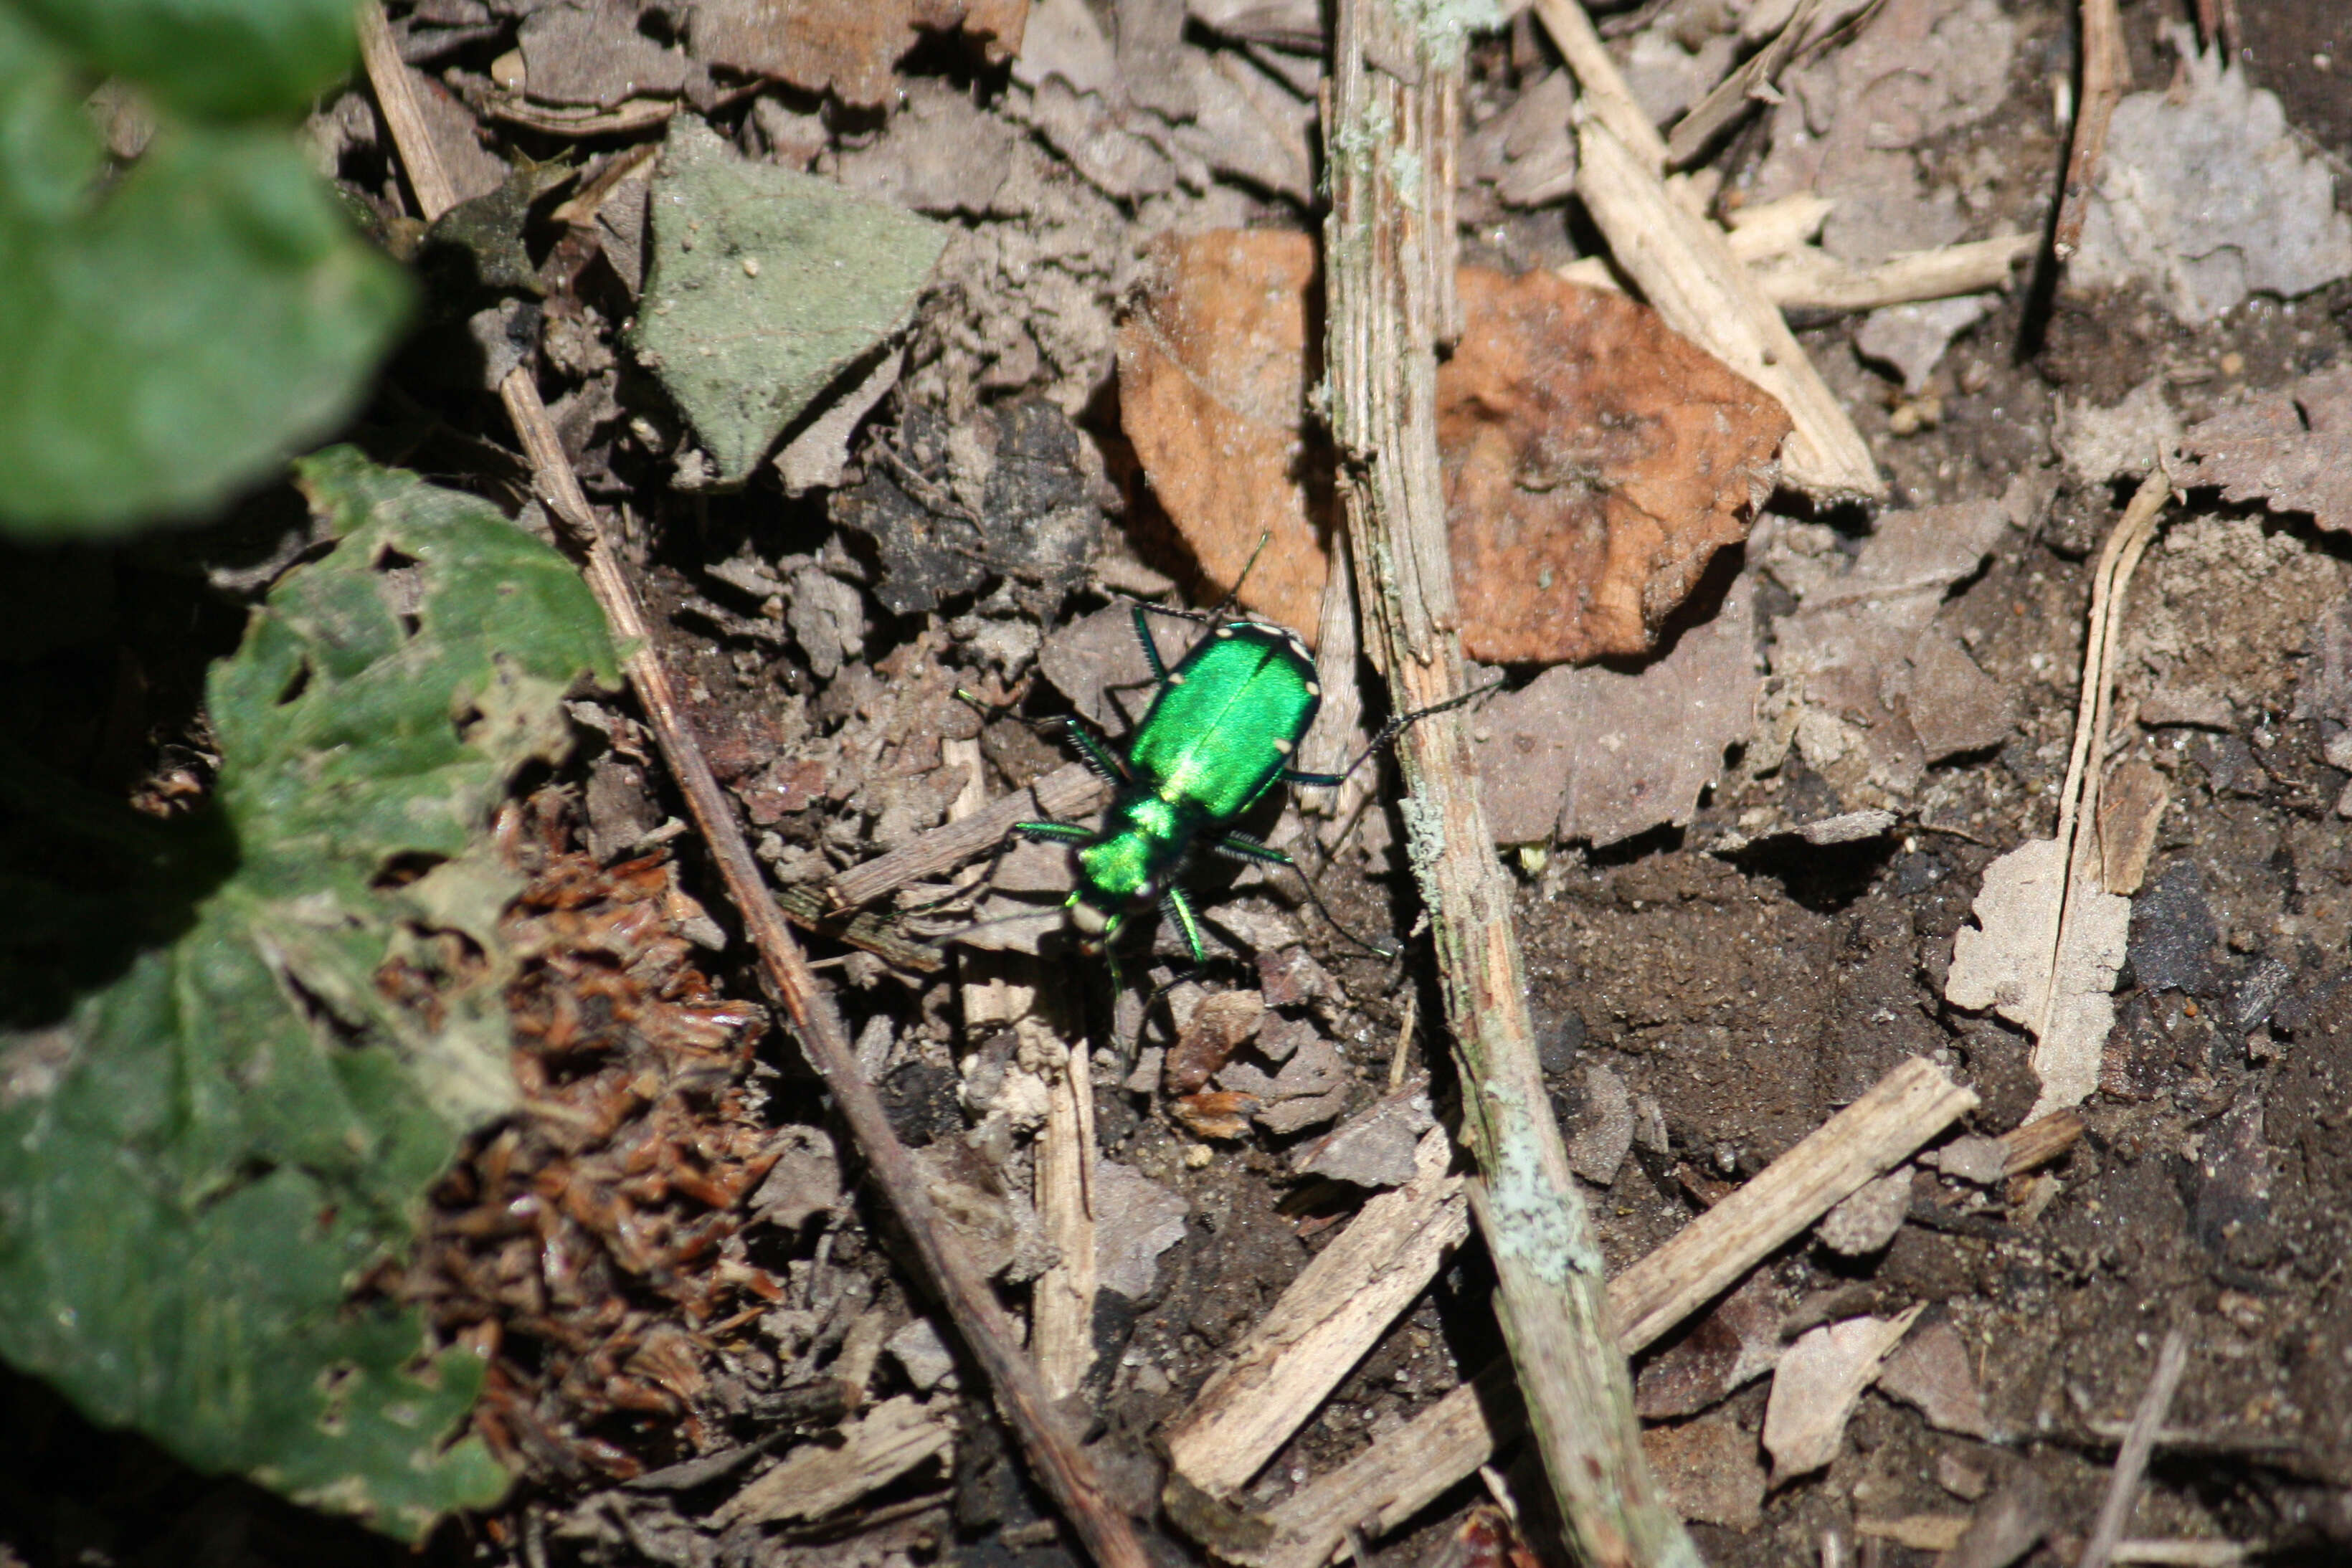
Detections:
1291,1088,1436,1188
1760,1306,1923,1485
1817,1166,1912,1255
713,1394,956,1525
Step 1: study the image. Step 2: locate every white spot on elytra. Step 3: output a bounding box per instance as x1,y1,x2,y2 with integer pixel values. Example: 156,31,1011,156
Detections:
1272,738,1292,754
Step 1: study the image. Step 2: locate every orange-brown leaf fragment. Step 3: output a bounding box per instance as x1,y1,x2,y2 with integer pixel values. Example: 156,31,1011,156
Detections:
689,0,1028,109
1440,268,1788,664
1116,230,1330,643
1118,234,1788,663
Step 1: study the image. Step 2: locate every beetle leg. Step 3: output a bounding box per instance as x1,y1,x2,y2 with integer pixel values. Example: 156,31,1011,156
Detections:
1127,602,1173,684
1161,884,1210,971
1277,768,1347,789
1213,833,1400,960
1209,830,1291,867
1058,717,1133,784
1010,819,1096,845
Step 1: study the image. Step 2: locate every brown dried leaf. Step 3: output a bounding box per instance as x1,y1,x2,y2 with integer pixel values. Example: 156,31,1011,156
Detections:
1440,267,1788,664
2178,366,2352,533
688,0,1028,108
1166,989,1267,1094
1116,229,1330,642
1116,236,1788,662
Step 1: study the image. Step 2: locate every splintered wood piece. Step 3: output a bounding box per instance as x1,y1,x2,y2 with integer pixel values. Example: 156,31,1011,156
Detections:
1535,0,1882,501
1748,232,2036,310
1167,1129,1469,1496
1033,1040,1099,1400
828,760,1106,910
1233,1058,1975,1568
1572,115,1883,501
714,1395,954,1525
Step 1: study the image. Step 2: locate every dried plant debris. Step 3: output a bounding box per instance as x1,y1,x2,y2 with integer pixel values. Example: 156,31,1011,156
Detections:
1116,229,1329,641
1754,0,2019,266
629,116,947,485
1945,838,2128,1116
688,0,1027,109
1760,1307,1922,1485
1122,239,1787,663
1854,295,1993,396
412,793,787,1485
1475,571,1758,847
2072,31,2352,325
2177,366,2352,534
516,0,688,108
1877,1318,1991,1438
1439,269,1789,665
1461,70,1578,211
834,399,1104,616
2054,376,2182,488
1633,1273,1786,1420
1762,500,2015,799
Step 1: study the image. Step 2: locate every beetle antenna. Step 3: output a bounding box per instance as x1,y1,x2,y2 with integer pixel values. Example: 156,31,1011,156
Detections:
1329,672,1509,785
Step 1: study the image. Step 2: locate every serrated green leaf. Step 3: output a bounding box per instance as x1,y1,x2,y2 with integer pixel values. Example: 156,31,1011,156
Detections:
11,0,359,119
0,450,620,1539
627,115,947,485
0,11,411,539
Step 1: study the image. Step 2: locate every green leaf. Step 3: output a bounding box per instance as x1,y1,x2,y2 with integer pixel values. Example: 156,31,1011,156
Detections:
0,11,412,539
11,0,359,119
627,115,947,486
0,450,620,1539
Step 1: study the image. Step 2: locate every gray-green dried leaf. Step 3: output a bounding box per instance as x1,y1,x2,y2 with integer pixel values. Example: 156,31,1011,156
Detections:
628,116,947,485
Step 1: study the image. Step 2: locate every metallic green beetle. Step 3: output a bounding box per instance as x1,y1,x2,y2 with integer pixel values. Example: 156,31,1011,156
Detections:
1006,607,1339,986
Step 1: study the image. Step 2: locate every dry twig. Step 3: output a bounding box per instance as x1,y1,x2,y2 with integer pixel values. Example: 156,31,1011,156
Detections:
1234,1058,1973,1568
358,15,1150,1565
1537,0,1882,500
2052,0,2130,261
1166,1128,1468,1496
2033,467,2169,1068
1664,0,1822,167
1324,0,1694,1559
2079,1328,2194,1568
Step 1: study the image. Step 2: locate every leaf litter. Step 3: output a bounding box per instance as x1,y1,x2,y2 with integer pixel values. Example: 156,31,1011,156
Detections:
29,0,2352,1562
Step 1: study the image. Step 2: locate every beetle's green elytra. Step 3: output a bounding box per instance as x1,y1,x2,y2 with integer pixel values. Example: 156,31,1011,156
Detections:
1013,612,1330,976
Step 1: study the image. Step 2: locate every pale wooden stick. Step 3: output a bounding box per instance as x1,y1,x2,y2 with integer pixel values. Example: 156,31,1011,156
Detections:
2079,1328,2193,1568
1571,116,1883,500
359,21,1152,1566
1326,0,1698,1559
2032,469,2168,1060
1033,1037,1099,1400
1530,0,1667,166
355,0,457,218
830,761,1106,909
1238,1058,1975,1568
1748,232,2036,310
2053,0,2129,261
1167,1129,1469,1496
